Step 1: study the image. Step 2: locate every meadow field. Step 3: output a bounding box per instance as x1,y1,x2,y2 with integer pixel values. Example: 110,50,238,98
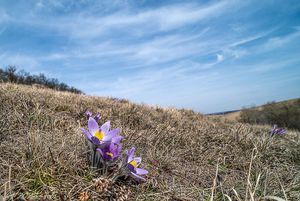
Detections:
0,83,299,200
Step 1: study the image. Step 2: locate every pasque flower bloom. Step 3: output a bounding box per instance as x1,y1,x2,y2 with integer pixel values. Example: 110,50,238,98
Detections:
270,124,286,136
82,111,148,182
97,143,122,161
85,111,101,122
81,117,123,145
125,147,148,181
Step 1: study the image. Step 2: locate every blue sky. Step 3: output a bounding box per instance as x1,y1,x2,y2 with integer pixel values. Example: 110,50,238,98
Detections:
0,0,300,113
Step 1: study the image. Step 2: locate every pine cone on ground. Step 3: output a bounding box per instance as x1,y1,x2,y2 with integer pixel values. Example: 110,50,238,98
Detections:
94,178,111,194
111,184,131,201
78,191,89,201
93,178,131,200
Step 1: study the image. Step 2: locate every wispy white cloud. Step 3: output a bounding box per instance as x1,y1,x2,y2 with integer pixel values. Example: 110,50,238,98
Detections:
3,0,236,40
247,57,300,73
87,60,220,100
0,53,39,70
37,28,214,66
222,48,248,59
61,1,232,39
262,28,300,51
217,54,224,62
229,30,274,47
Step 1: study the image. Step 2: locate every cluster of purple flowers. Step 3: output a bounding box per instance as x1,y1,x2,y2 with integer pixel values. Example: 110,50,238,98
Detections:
81,111,148,181
270,124,286,137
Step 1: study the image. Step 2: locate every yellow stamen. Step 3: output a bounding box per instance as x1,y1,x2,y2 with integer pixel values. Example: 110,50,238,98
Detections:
129,160,138,168
106,152,114,157
94,130,104,140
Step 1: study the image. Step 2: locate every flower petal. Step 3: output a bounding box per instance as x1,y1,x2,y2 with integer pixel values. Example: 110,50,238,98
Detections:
130,172,146,181
91,136,100,145
86,111,92,119
109,142,114,150
112,136,123,144
278,128,286,135
128,163,135,172
109,128,120,138
134,157,142,165
94,113,101,122
127,147,135,162
102,134,113,143
112,144,122,160
125,150,129,161
81,128,92,141
88,117,99,135
101,121,110,134
116,144,122,156
135,168,148,175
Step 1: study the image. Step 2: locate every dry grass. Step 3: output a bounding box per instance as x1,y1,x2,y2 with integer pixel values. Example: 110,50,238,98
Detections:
222,111,241,122
208,111,241,123
0,83,299,200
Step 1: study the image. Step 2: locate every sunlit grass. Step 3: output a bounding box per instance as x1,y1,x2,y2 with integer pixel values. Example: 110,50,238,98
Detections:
0,83,299,200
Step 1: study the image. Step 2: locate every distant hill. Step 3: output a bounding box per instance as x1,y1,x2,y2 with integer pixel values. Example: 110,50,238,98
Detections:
206,109,240,116
239,98,300,130
0,83,299,200
0,66,83,94
208,99,300,129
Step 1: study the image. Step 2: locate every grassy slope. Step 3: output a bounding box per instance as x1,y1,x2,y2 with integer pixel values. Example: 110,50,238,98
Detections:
0,83,300,200
209,111,241,122
213,98,300,122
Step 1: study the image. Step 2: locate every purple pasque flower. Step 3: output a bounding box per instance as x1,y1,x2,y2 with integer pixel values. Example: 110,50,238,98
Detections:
85,111,101,122
270,124,286,136
81,117,123,145
277,128,286,135
125,147,148,181
96,143,122,161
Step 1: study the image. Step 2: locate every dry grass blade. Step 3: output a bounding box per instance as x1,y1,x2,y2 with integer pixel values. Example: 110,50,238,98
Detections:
262,196,286,201
246,147,257,201
275,173,288,201
224,194,232,201
232,188,242,201
210,162,219,201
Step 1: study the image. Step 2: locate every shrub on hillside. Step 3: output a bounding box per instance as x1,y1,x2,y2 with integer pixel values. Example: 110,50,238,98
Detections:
239,99,300,130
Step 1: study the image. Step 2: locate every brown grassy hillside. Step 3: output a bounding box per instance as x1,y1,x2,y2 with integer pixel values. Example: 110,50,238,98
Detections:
0,83,300,200
213,98,300,126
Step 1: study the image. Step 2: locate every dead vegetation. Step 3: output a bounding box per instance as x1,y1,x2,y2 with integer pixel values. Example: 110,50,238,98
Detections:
0,83,299,200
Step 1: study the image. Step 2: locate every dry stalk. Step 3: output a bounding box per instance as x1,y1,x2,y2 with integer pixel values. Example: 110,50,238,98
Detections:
210,161,219,201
